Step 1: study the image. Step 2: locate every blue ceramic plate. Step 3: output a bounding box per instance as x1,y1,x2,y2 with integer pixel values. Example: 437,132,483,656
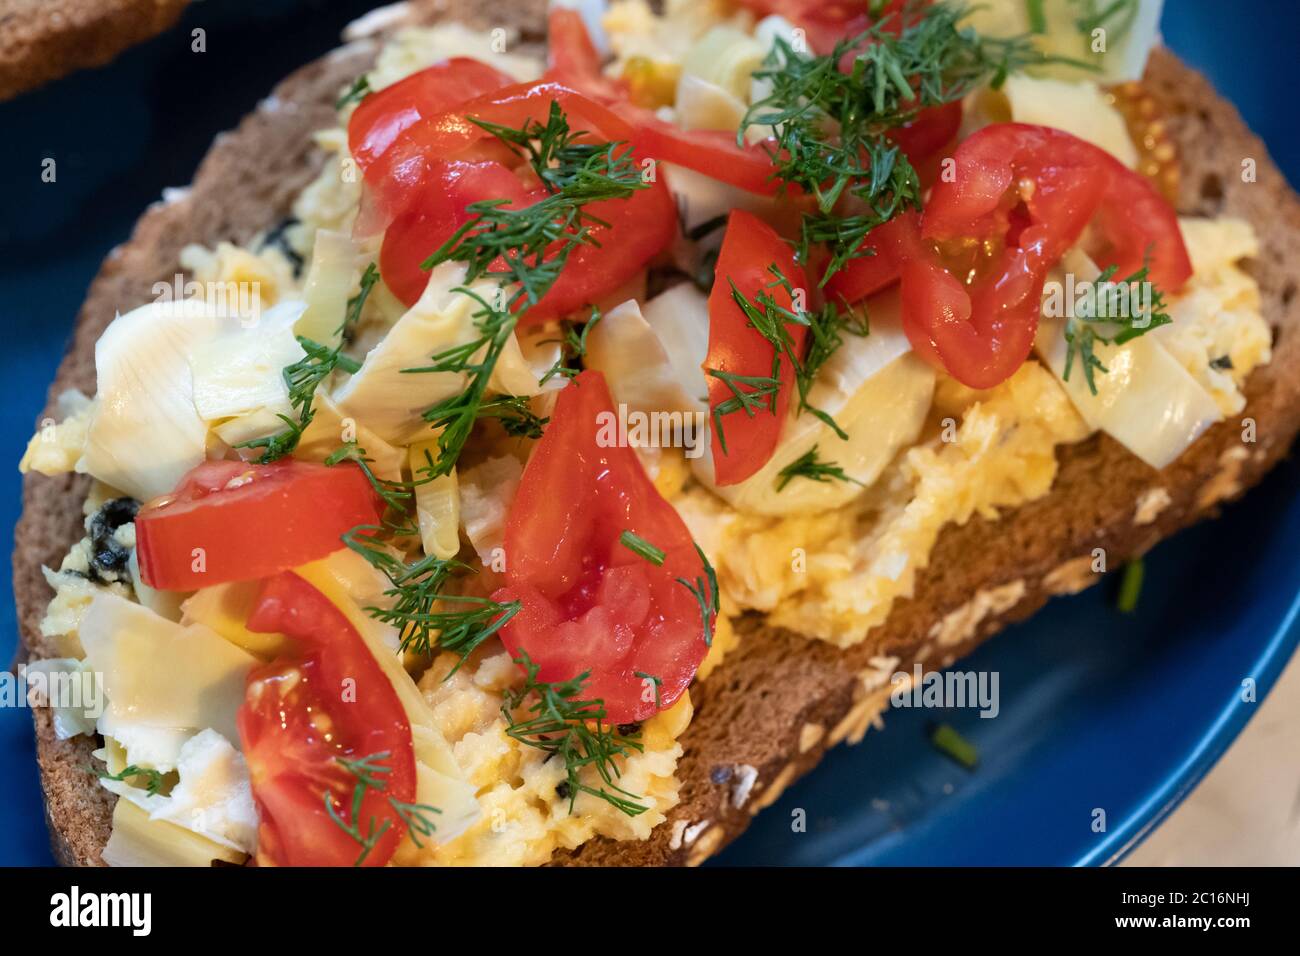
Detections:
1,1,1296,867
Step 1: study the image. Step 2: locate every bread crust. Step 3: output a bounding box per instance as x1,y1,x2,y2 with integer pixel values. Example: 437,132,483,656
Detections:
14,1,1300,866
0,0,190,101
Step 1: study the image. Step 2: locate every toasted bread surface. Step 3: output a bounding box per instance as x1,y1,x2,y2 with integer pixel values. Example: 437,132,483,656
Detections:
0,0,189,101
13,0,1300,866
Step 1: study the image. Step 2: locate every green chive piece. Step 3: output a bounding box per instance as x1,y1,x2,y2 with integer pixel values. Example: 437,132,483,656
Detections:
620,530,666,566
931,723,978,769
1117,558,1145,613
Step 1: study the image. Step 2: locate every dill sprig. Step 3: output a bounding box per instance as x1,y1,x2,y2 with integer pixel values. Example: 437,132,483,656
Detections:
706,369,781,456
96,764,166,796
775,446,865,492
1062,261,1171,396
342,525,520,665
336,74,371,111
540,307,603,385
420,103,646,297
712,265,871,444
1069,0,1140,38
762,265,872,438
675,543,719,648
325,752,392,866
633,671,663,709
406,103,646,478
474,394,549,439
236,262,378,463
326,751,442,865
404,287,522,478
503,652,648,817
326,441,414,515
742,1,1052,278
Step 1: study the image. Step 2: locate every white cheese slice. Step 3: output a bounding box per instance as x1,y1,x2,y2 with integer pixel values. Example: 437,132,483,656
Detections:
81,298,229,501
1036,249,1223,470
999,74,1139,168
411,443,461,561
963,0,1163,84
458,455,522,565
102,797,247,867
661,162,775,237
585,297,704,417
640,281,711,408
189,300,307,422
147,729,258,852
681,24,764,102
79,592,258,753
675,74,747,132
22,657,98,739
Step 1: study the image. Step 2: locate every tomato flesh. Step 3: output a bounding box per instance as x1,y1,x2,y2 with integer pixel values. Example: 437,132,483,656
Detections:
823,208,924,305
492,371,711,723
367,80,675,320
134,460,383,592
239,572,415,867
630,117,786,196
735,0,909,55
900,123,1191,389
379,158,543,306
706,209,809,486
544,7,625,102
348,58,516,176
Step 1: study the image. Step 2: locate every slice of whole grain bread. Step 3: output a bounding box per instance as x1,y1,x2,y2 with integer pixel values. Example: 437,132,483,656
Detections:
0,0,189,101
14,0,1300,866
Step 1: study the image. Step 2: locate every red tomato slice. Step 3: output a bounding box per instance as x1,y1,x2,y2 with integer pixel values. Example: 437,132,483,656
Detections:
1086,148,1193,290
347,58,516,176
706,209,809,485
384,80,635,168
630,119,786,195
544,7,625,102
492,370,712,723
889,101,962,166
520,172,677,325
239,571,416,867
902,122,1194,388
134,460,383,592
735,0,910,55
380,158,543,306
889,100,962,188
823,208,924,304
921,124,1191,288
373,81,675,319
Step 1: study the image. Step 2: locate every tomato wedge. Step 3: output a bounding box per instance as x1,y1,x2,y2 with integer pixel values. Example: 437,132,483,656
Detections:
630,119,786,195
901,123,1191,389
706,209,809,486
379,158,542,307
823,208,924,304
492,371,712,724
134,460,383,591
544,7,625,102
735,0,911,55
371,81,676,320
347,58,516,175
239,571,416,867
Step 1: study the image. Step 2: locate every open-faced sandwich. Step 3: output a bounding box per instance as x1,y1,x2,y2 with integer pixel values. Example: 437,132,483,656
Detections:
15,0,1300,867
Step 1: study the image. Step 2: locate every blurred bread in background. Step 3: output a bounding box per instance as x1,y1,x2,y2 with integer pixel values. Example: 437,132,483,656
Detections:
0,0,188,100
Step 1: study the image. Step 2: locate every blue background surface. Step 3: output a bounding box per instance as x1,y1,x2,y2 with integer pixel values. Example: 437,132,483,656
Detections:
1,1,1296,866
